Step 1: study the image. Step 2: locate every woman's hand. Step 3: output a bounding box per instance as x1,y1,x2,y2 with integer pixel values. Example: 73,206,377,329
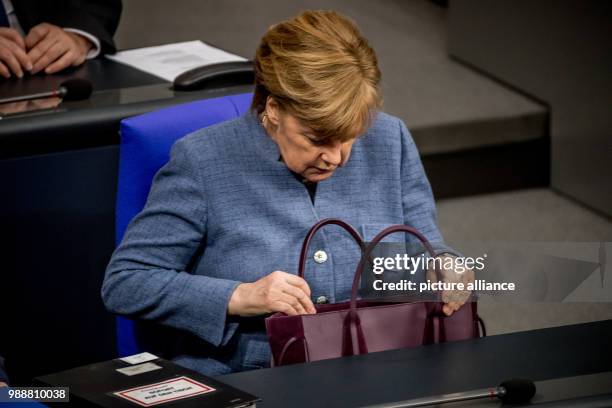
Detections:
228,271,317,317
426,255,474,317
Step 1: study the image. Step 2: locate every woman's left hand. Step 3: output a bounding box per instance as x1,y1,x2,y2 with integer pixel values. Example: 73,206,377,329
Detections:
426,255,474,316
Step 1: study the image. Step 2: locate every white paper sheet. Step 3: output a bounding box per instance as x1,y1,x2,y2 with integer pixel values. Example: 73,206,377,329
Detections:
119,352,159,365
106,40,247,82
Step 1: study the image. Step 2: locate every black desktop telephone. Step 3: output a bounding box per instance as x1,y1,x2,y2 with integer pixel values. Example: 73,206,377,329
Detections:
173,60,254,91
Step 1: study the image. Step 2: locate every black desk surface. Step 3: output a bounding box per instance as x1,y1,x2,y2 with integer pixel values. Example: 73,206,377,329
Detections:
0,57,252,158
219,320,612,407
0,57,164,97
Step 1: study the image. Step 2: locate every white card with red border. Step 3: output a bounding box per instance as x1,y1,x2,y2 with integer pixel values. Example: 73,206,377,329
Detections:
114,376,216,406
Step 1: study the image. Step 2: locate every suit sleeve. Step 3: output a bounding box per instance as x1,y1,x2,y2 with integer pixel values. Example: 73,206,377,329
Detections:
101,138,241,347
398,118,461,257
58,0,122,55
0,355,8,385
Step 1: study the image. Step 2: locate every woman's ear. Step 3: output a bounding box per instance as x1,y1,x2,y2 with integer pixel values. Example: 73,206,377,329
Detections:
265,97,281,126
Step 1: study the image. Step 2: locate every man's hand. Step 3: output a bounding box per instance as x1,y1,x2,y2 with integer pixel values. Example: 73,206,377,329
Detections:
426,255,474,316
0,381,7,388
25,23,91,75
228,271,317,317
0,27,32,78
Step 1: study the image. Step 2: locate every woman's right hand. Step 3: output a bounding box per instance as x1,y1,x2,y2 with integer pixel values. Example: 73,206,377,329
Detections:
228,271,317,317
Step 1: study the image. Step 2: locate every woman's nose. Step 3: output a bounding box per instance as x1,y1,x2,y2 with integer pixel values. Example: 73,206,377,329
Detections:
321,144,342,166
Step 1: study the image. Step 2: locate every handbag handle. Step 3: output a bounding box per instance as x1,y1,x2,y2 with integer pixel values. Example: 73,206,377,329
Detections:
298,218,365,279
273,336,310,367
349,224,441,312
297,220,445,357
343,224,442,356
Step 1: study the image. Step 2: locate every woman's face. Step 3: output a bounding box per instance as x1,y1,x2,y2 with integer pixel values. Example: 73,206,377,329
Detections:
264,101,356,183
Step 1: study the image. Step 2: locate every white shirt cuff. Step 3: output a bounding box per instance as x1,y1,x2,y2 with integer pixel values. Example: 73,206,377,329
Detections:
63,28,101,59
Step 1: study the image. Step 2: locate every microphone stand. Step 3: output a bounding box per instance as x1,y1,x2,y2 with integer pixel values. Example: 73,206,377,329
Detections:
362,387,506,408
0,87,66,104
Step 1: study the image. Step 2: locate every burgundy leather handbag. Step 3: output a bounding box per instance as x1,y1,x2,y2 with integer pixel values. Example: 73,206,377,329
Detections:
265,218,484,367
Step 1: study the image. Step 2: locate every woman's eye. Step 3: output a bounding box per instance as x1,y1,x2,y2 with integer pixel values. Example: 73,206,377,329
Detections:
305,134,320,144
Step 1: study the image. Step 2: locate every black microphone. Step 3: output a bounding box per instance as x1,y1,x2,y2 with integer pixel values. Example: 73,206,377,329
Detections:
0,78,93,104
362,378,536,407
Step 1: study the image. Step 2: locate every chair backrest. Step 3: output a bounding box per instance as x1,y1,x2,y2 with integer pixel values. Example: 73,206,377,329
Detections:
115,92,253,356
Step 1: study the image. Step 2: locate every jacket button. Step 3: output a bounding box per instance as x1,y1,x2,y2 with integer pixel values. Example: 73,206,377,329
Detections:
316,295,329,304
313,250,328,264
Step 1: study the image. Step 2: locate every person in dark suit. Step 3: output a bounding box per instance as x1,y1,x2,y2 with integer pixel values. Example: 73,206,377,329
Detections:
0,355,8,387
0,0,122,78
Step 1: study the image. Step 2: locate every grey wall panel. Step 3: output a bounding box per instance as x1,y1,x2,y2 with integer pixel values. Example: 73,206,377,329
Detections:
448,0,612,217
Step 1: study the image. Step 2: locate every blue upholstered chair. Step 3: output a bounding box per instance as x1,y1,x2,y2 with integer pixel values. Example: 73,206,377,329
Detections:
115,92,253,356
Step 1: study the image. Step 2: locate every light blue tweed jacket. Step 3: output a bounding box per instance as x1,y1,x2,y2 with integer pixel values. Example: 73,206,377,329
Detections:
102,111,453,376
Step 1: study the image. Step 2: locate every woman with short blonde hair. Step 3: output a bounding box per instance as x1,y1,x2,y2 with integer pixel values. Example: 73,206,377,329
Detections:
103,10,462,376
252,10,382,143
